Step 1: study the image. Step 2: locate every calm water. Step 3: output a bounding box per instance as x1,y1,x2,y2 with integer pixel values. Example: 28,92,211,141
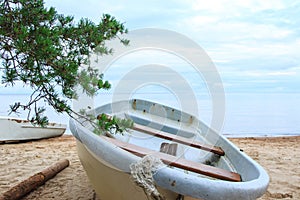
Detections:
0,93,299,137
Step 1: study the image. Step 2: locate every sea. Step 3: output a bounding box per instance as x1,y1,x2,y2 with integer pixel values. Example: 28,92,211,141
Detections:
1,93,299,137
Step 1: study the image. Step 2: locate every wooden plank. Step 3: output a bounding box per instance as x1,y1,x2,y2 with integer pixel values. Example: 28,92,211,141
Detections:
160,143,178,156
101,136,241,182
132,124,225,156
98,113,224,156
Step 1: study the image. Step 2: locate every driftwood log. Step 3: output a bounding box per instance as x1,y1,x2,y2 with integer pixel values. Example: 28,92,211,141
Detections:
0,159,70,200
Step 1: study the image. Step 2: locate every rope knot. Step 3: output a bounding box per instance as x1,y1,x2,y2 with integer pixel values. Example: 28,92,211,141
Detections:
130,155,166,200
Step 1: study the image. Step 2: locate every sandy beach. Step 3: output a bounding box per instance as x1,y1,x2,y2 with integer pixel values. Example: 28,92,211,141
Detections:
0,135,299,200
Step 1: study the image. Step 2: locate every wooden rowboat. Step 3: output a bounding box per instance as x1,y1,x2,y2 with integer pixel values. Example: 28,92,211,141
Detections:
0,116,66,143
70,99,269,200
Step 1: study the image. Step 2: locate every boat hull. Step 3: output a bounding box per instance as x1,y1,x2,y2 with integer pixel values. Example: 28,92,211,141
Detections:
70,99,269,200
76,141,181,199
0,117,66,142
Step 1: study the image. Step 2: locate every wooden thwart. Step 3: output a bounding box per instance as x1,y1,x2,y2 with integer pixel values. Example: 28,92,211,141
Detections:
102,136,241,182
99,114,224,156
132,124,225,156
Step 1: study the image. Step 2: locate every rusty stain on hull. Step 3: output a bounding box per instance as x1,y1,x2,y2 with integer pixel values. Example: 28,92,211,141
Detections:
132,99,137,110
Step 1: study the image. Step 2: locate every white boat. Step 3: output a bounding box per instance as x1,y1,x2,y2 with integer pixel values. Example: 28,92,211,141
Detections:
70,99,269,200
0,116,66,143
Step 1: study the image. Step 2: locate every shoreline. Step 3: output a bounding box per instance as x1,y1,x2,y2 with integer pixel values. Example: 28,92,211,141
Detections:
227,135,300,139
225,133,300,138
0,135,299,199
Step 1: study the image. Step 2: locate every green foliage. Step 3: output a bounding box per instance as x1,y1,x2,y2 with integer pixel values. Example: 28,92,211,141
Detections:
94,113,134,135
0,0,130,133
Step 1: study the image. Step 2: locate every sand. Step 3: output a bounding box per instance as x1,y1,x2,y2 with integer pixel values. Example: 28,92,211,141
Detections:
230,136,300,199
0,135,299,200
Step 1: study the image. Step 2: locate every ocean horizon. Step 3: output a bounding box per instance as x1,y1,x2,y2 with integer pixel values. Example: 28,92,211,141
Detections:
0,92,299,137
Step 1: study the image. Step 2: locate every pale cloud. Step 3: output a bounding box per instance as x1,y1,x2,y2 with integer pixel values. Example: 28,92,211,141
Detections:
244,70,297,77
185,15,220,26
268,71,297,76
211,40,299,62
189,0,288,13
1,0,299,96
29,0,300,93
181,20,294,43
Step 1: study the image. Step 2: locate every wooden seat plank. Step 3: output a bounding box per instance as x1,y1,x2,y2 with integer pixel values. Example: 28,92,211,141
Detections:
101,136,241,182
160,143,178,156
132,124,225,156
98,114,224,156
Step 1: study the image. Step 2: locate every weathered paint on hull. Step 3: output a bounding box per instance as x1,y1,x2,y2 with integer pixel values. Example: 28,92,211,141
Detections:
0,117,66,142
76,141,180,200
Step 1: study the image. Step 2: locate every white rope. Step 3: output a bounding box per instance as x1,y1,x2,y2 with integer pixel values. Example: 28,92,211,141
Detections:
130,155,166,200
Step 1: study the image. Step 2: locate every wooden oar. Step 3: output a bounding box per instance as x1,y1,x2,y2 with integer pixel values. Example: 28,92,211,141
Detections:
132,123,225,156
101,136,241,182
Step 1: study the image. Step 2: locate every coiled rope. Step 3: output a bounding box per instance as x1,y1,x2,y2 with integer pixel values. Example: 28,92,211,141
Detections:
130,155,166,200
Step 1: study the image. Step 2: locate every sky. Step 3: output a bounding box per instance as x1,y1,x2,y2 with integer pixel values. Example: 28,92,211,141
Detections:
1,0,299,135
43,0,300,94
1,0,300,94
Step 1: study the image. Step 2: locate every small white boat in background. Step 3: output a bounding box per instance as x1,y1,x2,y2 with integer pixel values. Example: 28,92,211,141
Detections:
70,99,269,200
0,116,66,143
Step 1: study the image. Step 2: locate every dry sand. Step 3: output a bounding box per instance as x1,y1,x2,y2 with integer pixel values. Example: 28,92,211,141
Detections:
0,135,299,200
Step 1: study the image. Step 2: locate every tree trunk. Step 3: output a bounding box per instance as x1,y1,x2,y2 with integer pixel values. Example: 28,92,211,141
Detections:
0,159,70,200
